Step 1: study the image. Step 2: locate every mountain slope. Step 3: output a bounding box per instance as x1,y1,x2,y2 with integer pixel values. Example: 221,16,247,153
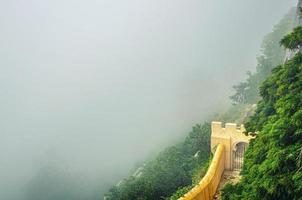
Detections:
222,26,302,200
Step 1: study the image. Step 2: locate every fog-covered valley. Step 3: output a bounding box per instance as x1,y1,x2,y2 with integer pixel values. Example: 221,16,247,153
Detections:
0,0,296,199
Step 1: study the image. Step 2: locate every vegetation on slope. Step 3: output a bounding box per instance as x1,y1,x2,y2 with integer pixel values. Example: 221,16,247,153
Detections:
105,123,211,200
222,26,302,200
230,9,295,105
105,8,296,200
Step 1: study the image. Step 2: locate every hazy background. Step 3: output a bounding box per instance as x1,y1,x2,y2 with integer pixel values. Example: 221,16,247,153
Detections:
0,0,297,199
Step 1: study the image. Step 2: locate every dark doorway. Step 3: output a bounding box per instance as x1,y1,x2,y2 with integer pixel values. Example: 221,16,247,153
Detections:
232,142,248,171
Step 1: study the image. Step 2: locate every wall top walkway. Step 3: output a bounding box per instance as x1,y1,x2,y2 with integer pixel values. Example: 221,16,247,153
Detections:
179,144,225,200
179,122,253,200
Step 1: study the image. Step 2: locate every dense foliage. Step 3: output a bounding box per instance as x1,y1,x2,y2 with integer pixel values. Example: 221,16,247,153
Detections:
230,10,295,104
105,123,211,200
105,8,298,200
222,26,302,200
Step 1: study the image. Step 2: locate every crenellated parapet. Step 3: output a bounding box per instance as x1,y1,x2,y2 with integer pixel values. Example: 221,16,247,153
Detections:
179,121,253,200
211,121,253,170
211,122,245,138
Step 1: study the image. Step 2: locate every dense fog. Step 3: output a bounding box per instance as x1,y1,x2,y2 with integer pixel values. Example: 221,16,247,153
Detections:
0,0,296,199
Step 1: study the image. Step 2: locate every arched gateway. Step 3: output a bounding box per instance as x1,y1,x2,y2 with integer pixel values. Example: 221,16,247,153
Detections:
211,121,253,171
179,122,253,200
232,142,248,170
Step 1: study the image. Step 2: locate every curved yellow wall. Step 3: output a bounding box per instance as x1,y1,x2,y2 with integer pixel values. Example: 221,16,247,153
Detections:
179,144,225,200
211,122,253,170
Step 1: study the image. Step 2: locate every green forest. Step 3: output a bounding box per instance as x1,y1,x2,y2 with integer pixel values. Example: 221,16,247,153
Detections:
222,20,302,200
105,123,211,200
105,7,300,200
2,1,300,200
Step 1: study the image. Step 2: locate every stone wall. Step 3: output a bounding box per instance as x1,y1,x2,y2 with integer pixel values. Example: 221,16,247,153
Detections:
179,144,225,200
179,122,253,200
211,122,252,170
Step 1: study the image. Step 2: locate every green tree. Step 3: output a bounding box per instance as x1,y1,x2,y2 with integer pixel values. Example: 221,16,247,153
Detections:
230,9,295,104
105,123,211,200
222,26,302,200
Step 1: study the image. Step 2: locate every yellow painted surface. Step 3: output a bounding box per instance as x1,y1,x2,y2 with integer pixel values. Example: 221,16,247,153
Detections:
179,122,253,200
179,144,225,200
211,122,253,170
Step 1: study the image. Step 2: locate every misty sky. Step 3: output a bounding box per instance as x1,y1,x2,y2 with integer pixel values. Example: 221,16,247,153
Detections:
0,0,297,199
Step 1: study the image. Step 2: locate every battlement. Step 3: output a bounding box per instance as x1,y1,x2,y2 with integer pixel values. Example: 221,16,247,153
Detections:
211,121,245,137
179,122,252,200
211,121,252,170
180,122,253,200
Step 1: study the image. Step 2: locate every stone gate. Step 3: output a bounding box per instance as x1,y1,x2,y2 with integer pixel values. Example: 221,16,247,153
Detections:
211,121,253,171
179,121,253,200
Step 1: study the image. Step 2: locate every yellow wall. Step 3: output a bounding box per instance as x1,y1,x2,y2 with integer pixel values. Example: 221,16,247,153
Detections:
211,122,252,170
179,122,252,200
179,144,225,200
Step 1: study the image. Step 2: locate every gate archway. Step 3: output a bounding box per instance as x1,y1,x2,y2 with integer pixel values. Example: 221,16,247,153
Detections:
232,142,248,171
211,122,253,170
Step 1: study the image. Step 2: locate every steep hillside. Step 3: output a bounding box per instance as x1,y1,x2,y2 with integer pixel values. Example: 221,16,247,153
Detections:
230,9,295,105
104,123,211,200
222,26,302,200
104,7,297,200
